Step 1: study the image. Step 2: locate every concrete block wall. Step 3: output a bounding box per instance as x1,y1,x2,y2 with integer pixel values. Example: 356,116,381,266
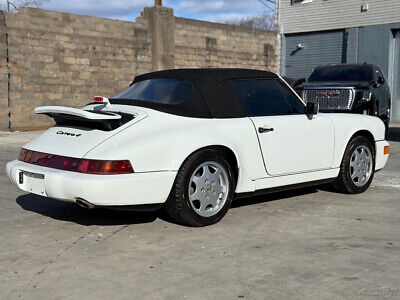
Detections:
0,5,276,131
0,11,8,131
143,6,175,71
175,17,277,71
5,7,143,131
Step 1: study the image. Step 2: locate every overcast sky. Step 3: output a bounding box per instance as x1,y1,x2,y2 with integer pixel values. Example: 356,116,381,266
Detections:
39,0,273,23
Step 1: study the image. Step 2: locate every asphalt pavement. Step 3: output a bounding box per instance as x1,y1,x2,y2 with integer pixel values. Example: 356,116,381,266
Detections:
0,127,399,299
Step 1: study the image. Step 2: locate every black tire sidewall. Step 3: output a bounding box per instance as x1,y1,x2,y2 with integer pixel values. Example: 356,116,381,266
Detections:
177,150,235,226
342,136,375,193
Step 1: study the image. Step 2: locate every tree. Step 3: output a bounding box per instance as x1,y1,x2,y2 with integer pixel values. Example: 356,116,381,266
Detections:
1,0,48,12
227,13,276,31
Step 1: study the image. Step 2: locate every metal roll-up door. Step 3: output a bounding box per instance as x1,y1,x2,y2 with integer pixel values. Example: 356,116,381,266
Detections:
284,30,345,80
392,31,400,123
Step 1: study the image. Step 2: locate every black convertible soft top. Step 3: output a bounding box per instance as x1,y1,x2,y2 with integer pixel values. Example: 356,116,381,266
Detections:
110,68,279,118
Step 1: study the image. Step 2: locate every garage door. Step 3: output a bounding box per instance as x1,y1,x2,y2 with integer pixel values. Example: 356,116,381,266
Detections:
392,31,400,123
284,30,345,80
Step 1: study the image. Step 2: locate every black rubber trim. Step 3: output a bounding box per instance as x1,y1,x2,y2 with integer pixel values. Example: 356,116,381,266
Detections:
234,178,336,200
104,203,164,212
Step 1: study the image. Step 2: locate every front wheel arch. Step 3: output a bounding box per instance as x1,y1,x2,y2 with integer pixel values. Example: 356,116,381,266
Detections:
349,130,376,153
333,135,375,194
334,130,376,171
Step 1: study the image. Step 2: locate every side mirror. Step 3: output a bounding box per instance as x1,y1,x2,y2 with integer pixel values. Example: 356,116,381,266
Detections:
306,102,319,116
378,76,385,85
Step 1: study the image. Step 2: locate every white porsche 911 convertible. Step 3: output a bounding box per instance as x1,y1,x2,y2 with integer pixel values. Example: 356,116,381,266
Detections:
6,69,389,226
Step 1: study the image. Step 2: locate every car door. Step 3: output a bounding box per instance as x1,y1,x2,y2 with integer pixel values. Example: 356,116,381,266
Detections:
231,79,335,176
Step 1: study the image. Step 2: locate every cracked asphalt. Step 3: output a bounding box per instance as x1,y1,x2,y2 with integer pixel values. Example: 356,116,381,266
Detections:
0,127,399,299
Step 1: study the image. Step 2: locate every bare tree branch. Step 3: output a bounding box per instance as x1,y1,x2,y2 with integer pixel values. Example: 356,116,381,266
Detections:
1,0,49,12
226,13,276,31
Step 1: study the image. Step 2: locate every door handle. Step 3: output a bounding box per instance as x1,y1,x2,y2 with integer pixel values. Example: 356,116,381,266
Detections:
258,127,274,133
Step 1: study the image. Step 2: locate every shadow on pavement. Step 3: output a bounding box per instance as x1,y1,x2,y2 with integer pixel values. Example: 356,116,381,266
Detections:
232,186,318,208
16,194,158,226
17,188,321,226
387,126,400,142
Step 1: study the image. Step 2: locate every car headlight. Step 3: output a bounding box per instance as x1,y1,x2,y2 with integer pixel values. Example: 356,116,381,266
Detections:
360,91,372,102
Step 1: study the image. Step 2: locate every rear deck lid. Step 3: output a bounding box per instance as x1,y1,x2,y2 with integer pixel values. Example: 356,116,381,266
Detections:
23,106,147,158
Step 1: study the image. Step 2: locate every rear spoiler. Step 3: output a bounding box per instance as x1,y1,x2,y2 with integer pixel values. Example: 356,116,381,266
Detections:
35,106,125,131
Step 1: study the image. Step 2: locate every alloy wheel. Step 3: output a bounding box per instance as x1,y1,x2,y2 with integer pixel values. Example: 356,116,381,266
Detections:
188,161,229,217
349,145,373,187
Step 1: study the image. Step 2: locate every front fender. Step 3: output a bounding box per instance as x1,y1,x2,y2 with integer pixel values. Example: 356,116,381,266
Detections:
325,113,386,168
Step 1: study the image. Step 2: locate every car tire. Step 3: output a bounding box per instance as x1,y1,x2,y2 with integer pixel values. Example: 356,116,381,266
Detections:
164,149,236,227
332,136,375,194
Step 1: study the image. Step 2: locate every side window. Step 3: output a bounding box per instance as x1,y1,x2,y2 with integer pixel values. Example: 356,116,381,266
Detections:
231,79,291,117
275,80,305,114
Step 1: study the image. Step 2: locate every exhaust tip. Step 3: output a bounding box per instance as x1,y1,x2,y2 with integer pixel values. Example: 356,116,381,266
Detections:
75,198,96,209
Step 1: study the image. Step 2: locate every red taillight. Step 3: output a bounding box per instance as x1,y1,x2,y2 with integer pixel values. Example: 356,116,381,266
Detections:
78,159,133,175
18,148,27,161
61,157,81,172
18,149,134,175
93,96,104,102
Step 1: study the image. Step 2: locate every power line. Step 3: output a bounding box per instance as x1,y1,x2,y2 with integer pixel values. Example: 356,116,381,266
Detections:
259,0,276,5
257,0,275,12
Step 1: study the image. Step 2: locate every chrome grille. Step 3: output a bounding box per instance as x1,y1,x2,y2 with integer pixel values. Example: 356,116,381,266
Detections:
304,88,354,110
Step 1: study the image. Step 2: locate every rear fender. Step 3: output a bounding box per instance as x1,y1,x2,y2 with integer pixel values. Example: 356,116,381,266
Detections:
84,111,265,193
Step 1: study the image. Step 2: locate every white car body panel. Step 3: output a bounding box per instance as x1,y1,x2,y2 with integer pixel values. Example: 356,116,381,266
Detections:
24,106,148,158
6,160,176,206
250,114,335,175
6,103,389,207
323,113,386,168
375,140,389,170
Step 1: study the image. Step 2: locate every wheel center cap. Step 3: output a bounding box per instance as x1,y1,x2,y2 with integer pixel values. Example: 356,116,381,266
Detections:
206,184,212,193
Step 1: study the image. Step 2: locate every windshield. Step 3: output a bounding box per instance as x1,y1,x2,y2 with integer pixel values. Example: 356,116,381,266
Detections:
111,78,194,104
308,65,373,82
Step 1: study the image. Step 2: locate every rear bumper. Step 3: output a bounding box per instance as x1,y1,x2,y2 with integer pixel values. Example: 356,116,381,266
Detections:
375,140,389,171
6,160,176,206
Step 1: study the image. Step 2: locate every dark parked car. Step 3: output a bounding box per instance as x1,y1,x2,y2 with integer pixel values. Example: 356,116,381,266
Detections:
295,64,391,128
